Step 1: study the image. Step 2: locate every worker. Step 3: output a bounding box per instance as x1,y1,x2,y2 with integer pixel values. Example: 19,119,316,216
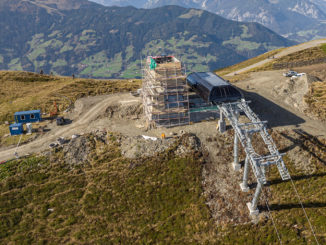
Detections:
161,133,166,139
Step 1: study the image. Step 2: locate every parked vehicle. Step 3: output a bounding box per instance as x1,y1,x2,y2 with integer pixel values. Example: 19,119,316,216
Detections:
56,117,65,126
49,142,58,148
290,73,306,80
283,71,297,77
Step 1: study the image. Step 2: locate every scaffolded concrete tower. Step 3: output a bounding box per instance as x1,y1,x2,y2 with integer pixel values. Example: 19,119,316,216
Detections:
142,56,190,128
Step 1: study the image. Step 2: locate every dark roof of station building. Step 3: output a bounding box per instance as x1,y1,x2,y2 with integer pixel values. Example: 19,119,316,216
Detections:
187,72,242,103
187,72,229,88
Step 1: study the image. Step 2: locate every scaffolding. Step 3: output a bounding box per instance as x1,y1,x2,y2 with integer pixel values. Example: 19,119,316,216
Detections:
142,56,190,128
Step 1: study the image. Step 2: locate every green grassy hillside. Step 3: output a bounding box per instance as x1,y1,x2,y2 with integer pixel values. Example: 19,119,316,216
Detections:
250,44,326,72
0,134,220,244
1,130,326,244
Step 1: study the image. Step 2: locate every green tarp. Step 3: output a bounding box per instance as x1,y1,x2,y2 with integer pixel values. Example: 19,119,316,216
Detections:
150,58,157,70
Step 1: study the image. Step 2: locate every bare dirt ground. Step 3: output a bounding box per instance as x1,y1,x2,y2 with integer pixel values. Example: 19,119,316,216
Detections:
226,39,326,76
295,63,326,81
0,93,224,162
199,68,326,224
0,93,147,161
233,70,326,137
1,70,325,168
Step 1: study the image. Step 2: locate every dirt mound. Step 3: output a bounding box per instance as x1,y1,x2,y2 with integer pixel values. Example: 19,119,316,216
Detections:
201,131,252,225
62,136,92,165
310,70,326,81
121,136,176,159
120,133,200,159
175,133,201,156
272,75,313,113
104,102,143,120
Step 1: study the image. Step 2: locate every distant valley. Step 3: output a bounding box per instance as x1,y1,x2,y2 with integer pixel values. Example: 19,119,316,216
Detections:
0,0,294,78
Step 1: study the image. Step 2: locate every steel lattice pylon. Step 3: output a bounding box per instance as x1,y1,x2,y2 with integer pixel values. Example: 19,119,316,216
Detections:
218,99,291,216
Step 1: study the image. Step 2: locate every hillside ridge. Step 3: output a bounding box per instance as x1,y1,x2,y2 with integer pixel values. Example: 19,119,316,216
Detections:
0,1,294,78
91,0,326,42
222,38,326,76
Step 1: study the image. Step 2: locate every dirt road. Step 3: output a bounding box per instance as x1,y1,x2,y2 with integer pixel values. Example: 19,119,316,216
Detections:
0,93,145,162
0,91,223,162
226,39,326,76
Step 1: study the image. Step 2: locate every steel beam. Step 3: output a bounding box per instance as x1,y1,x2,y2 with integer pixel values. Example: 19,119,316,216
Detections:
232,135,241,171
247,181,263,216
240,156,250,192
218,109,226,133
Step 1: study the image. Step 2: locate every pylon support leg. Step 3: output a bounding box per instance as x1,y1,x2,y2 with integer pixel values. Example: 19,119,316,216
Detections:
240,156,250,192
218,110,226,133
232,134,241,171
247,181,262,216
247,202,259,216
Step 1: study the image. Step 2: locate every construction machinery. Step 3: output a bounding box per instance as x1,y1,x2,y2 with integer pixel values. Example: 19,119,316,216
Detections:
56,117,65,126
50,101,58,117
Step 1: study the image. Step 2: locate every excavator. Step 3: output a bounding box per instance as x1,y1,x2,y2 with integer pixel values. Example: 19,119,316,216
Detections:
50,101,65,126
50,101,58,117
50,94,74,125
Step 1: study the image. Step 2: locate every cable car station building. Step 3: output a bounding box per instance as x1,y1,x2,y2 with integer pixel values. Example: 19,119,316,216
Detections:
142,55,242,128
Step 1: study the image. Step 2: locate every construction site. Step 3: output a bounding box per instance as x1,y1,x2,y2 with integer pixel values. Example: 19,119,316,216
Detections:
140,55,293,216
142,55,219,128
1,45,326,243
2,54,325,219
142,55,190,128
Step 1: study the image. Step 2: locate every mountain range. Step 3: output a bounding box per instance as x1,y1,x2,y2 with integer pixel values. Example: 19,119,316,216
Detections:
312,0,326,12
90,0,326,42
0,0,294,78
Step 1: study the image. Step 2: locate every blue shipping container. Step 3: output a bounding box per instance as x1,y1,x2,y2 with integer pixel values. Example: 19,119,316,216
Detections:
9,123,24,135
14,110,41,123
